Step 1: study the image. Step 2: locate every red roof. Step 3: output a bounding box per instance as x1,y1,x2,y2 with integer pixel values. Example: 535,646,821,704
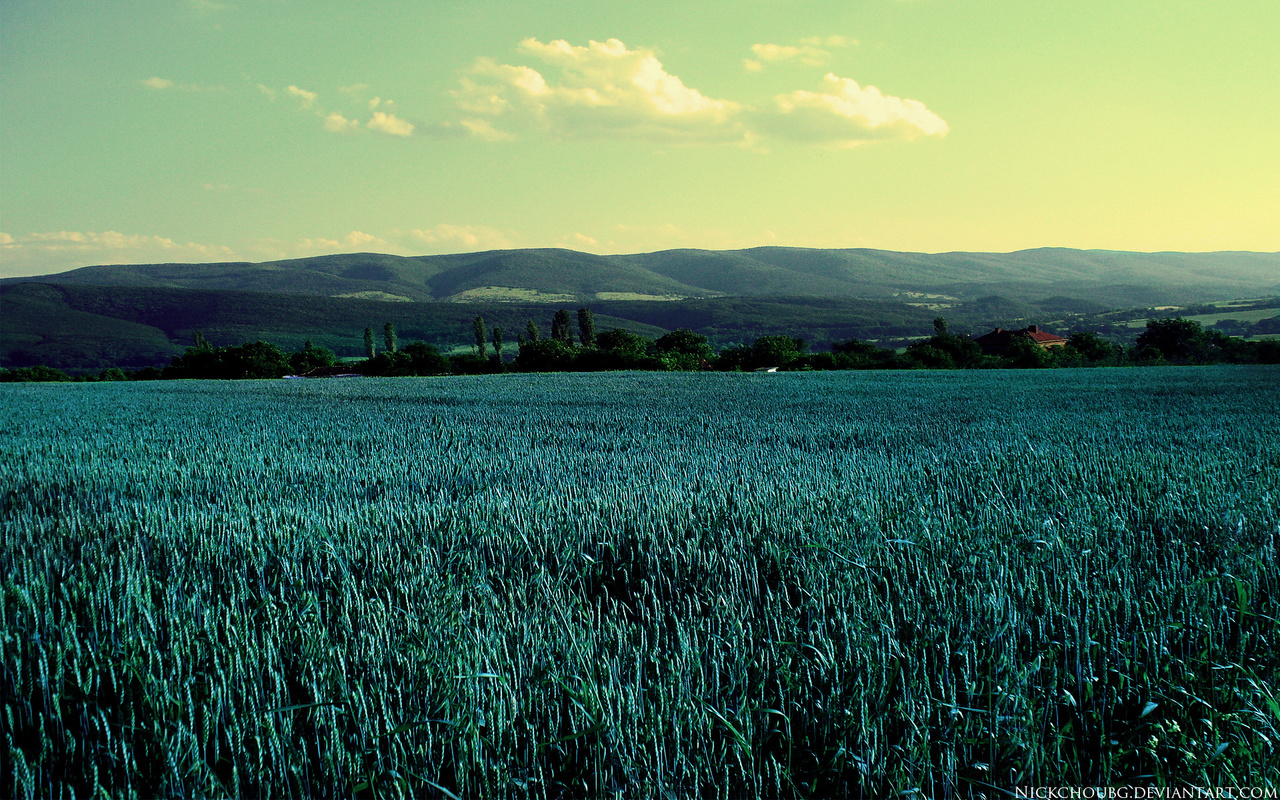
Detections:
975,325,1067,352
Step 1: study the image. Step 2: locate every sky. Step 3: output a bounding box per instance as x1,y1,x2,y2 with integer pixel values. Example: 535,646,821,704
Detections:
2,0,1278,277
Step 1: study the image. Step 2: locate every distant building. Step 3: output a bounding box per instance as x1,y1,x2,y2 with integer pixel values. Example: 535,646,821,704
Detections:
974,324,1068,355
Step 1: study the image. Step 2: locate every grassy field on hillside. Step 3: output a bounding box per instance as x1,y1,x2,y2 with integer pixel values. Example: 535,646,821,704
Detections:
3,369,1278,798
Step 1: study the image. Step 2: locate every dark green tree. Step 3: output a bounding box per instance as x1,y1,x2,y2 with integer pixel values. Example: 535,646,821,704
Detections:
473,315,488,358
514,339,577,371
831,338,896,369
751,336,807,369
654,329,712,359
597,329,652,360
492,327,504,361
1134,317,1214,364
403,342,450,375
654,328,712,370
1002,335,1052,368
384,322,398,353
577,307,596,346
551,309,574,344
933,317,949,336
0,365,71,382
364,327,376,359
290,340,337,374
525,319,540,342
193,330,212,350
1064,331,1121,366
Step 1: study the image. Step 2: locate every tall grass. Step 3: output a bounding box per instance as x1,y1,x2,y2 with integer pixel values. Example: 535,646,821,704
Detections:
3,367,1278,798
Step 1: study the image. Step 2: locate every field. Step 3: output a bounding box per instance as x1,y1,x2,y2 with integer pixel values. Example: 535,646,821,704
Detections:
3,368,1279,798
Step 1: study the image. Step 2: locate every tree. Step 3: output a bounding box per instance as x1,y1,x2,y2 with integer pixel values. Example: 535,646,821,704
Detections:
492,327,504,361
402,342,450,375
0,365,71,382
384,322,398,353
751,336,807,369
654,329,712,359
597,329,652,360
577,308,596,346
1064,331,1121,366
831,338,896,369
551,309,574,344
364,327,376,360
933,317,949,337
654,328,712,370
1135,317,1214,364
525,319,540,342
473,315,488,358
1002,335,1052,368
514,339,577,372
193,330,212,350
290,340,337,374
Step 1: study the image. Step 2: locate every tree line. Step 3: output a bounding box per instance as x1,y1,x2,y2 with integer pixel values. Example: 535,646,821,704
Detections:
2,312,1277,382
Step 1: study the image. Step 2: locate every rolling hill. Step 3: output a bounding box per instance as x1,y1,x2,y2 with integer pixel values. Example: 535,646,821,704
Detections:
3,246,1277,371
6,247,1278,306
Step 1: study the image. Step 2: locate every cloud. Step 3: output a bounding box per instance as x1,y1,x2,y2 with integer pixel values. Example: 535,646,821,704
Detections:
451,38,942,148
286,85,318,108
745,37,856,71
409,224,512,251
322,112,360,133
751,43,830,66
293,231,397,255
452,38,745,143
367,111,414,136
759,73,949,145
141,76,225,92
0,230,234,277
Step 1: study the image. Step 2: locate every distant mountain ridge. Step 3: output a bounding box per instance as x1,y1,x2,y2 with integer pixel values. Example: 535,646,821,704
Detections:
6,246,1278,307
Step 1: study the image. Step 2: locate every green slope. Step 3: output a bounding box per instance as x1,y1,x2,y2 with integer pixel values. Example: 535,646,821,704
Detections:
2,282,961,370
6,247,1277,306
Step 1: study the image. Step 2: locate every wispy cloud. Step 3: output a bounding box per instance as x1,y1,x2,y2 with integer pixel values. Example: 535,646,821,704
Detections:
408,224,513,251
0,230,235,277
141,76,225,92
293,231,398,255
286,85,318,108
451,38,944,149
250,79,415,137
743,36,856,72
367,111,414,137
322,112,360,133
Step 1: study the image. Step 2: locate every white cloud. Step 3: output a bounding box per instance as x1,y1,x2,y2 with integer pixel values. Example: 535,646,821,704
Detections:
0,230,235,277
451,38,943,149
322,112,360,133
452,38,745,143
759,73,948,146
751,43,830,66
286,85,318,108
292,231,398,256
367,111,414,136
409,224,512,251
142,77,225,92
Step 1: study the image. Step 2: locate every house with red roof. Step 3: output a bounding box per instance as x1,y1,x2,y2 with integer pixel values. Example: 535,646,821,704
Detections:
974,325,1068,356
